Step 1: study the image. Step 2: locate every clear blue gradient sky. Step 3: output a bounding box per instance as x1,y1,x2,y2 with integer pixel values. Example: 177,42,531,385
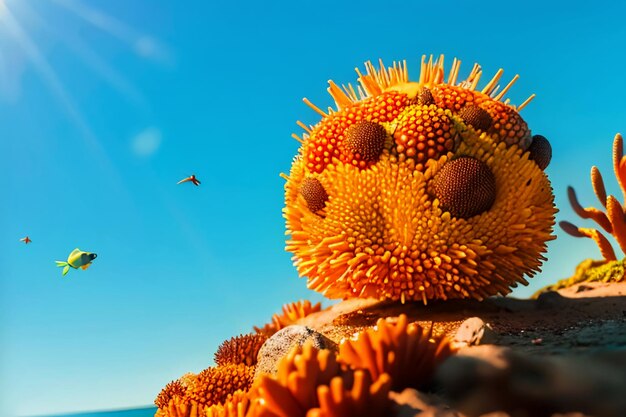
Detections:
2,0,626,415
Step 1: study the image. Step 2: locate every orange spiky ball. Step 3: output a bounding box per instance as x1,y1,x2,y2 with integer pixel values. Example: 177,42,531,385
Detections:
215,333,268,367
284,55,557,303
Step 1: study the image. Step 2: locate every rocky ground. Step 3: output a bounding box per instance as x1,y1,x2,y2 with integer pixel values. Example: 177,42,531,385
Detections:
292,282,626,417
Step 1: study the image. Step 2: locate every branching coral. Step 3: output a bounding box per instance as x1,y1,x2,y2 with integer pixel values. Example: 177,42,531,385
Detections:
560,133,626,262
284,55,556,303
247,342,392,417
254,300,322,336
338,314,454,391
215,333,268,367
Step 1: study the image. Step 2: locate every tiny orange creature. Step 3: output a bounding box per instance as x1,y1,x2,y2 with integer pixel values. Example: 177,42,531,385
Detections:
177,174,201,186
20,236,32,244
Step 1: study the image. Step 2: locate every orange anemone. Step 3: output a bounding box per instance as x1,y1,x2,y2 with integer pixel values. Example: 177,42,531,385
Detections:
338,314,454,391
247,343,392,417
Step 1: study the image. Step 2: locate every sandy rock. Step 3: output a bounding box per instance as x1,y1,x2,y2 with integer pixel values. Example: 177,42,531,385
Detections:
253,325,336,379
453,317,498,347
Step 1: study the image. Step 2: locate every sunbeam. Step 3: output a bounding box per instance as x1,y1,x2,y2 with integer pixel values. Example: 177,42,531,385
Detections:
0,1,138,216
52,0,171,63
18,0,149,108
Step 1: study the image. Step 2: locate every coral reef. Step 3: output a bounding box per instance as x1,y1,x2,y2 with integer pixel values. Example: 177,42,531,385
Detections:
284,55,556,303
248,315,447,417
560,133,626,262
154,312,455,417
533,133,626,295
153,57,626,417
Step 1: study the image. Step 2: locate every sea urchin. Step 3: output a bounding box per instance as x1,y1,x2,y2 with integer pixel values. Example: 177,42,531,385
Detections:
284,55,556,303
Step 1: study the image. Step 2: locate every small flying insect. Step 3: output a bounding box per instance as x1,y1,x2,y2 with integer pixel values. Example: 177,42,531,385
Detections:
20,236,32,244
177,174,201,186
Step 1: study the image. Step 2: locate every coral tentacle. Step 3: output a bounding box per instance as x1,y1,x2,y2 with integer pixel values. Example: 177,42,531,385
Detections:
559,221,616,261
567,186,613,234
606,196,626,256
590,166,608,208
613,134,626,203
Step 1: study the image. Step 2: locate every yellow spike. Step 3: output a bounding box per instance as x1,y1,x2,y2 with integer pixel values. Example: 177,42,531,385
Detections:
296,120,312,134
279,172,290,181
291,133,305,144
402,59,409,82
419,55,427,84
448,58,461,85
432,54,445,84
302,97,328,117
356,67,382,97
470,70,482,90
345,83,358,101
517,93,536,111
377,58,389,86
494,74,520,100
426,55,434,83
467,63,481,83
327,80,354,109
481,68,504,95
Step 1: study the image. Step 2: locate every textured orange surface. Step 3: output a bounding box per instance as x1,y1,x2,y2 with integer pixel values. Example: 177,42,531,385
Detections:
285,56,556,302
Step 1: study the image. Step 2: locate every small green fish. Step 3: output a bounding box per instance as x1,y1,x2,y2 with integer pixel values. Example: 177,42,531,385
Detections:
55,248,98,276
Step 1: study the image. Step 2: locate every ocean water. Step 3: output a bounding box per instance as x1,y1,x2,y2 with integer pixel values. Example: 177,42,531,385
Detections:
42,407,157,417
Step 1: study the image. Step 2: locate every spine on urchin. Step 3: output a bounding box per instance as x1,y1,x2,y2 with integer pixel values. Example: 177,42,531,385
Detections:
283,55,557,303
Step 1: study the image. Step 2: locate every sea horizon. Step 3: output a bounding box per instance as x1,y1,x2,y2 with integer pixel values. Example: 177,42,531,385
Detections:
30,406,157,417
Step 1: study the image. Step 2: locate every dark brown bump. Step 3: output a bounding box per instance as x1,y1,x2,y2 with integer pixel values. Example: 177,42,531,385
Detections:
431,157,496,219
300,177,328,213
344,121,387,161
528,134,552,170
458,105,493,132
417,87,434,105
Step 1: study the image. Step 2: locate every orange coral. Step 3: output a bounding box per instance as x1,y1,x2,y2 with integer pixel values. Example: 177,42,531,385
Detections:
215,333,268,367
204,390,251,417
156,380,187,409
561,133,626,261
154,397,204,417
155,365,254,417
284,55,556,303
187,364,254,408
338,314,454,391
247,343,392,417
254,300,323,336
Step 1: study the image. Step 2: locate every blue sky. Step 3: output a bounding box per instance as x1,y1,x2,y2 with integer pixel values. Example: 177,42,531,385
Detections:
1,0,626,415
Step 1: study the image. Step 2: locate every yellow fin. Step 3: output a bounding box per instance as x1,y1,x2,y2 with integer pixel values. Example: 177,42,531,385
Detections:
81,263,91,270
